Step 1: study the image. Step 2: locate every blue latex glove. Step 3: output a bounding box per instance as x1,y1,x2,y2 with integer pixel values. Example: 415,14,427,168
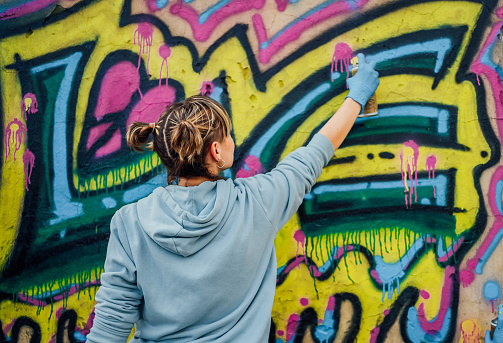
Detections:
346,53,380,107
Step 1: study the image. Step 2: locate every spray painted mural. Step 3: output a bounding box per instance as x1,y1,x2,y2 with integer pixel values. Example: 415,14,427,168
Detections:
1,0,503,342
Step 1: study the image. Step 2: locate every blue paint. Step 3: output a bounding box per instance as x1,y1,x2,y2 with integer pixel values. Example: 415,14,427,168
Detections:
476,225,503,274
156,0,169,9
358,105,450,135
374,237,424,301
330,71,342,80
436,236,461,260
249,83,331,158
309,175,447,207
183,0,195,2
209,86,224,104
59,229,66,239
483,281,500,301
122,172,167,203
496,180,503,216
314,307,336,342
102,197,117,209
406,307,452,342
367,38,452,73
198,0,232,24
74,332,87,341
31,53,85,225
262,0,337,50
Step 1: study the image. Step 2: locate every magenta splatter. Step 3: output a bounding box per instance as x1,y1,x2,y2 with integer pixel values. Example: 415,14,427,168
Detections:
425,155,437,198
498,6,503,18
471,61,484,86
277,330,284,336
300,298,309,306
200,81,215,97
22,93,38,119
383,309,390,316
370,327,380,343
236,155,264,178
460,268,474,287
400,140,419,208
4,118,27,162
134,23,154,74
275,0,288,11
370,269,382,283
23,149,35,191
159,45,171,87
286,314,300,342
331,43,353,82
293,230,307,270
326,296,335,311
420,290,430,299
94,61,141,121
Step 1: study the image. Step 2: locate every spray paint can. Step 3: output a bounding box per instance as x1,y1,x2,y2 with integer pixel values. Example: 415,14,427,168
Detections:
350,57,378,117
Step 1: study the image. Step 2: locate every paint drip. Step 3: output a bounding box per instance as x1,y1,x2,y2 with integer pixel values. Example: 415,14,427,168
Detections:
400,140,419,208
23,149,35,191
460,319,481,343
4,118,27,162
159,44,171,87
134,23,154,75
294,230,308,270
22,93,38,119
286,314,300,342
331,42,353,82
425,155,437,198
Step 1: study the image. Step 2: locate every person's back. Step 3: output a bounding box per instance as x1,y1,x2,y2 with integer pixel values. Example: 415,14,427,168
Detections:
86,54,379,342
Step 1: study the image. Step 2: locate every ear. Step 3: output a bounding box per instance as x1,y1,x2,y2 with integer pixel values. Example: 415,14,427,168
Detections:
208,141,221,161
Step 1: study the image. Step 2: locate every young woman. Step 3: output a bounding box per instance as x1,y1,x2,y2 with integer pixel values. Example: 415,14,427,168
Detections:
87,53,379,343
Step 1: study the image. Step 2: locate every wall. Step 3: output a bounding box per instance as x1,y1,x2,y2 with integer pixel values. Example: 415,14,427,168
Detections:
1,0,503,342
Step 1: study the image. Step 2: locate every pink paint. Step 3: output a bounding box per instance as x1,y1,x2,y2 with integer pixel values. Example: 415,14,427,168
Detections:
126,85,176,128
86,123,113,151
134,23,154,74
331,43,353,82
326,296,335,311
22,93,38,120
492,299,497,313
438,237,464,262
0,0,57,20
466,222,503,271
200,81,215,97
293,230,307,271
370,327,380,343
159,45,171,87
417,266,455,332
319,318,323,324
75,309,95,336
95,129,122,158
171,0,265,42
94,62,141,121
23,149,35,191
425,155,437,198
286,313,300,342
497,6,503,18
300,298,309,306
4,118,27,162
236,155,264,178
277,329,284,336
275,0,288,11
383,309,390,316
400,140,419,208
460,269,475,288
252,0,368,64
420,290,430,299
2,319,15,337
371,269,382,283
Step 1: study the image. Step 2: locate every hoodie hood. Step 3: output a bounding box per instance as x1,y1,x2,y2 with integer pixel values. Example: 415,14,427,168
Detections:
137,180,231,257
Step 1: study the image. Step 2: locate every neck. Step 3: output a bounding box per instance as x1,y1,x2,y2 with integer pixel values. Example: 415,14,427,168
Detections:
177,176,214,187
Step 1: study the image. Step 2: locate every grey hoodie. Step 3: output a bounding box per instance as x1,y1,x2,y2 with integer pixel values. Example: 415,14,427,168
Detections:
86,134,334,343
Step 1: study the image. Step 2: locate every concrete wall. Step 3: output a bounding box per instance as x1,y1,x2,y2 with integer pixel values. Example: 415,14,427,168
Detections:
1,0,503,342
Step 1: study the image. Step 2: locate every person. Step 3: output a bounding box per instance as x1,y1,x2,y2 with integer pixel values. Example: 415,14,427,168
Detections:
86,53,379,343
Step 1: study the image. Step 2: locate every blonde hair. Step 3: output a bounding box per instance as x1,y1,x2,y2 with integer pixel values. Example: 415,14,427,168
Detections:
126,95,232,183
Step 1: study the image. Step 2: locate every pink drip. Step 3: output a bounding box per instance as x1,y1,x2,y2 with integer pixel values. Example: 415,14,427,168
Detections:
275,0,288,11
426,155,437,198
370,327,380,343
420,290,430,299
277,330,284,336
294,230,307,270
134,23,154,75
331,43,353,82
286,314,300,342
492,299,496,313
300,298,309,306
159,45,171,87
383,309,390,316
4,118,27,162
400,140,419,208
23,149,35,191
22,93,38,120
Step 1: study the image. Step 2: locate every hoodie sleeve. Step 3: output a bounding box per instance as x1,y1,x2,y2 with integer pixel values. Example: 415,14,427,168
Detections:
87,210,143,343
240,133,334,232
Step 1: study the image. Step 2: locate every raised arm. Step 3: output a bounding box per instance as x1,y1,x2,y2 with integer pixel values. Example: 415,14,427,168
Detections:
318,53,380,150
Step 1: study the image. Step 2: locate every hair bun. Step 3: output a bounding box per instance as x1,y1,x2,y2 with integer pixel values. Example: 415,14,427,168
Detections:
170,119,204,163
126,122,155,153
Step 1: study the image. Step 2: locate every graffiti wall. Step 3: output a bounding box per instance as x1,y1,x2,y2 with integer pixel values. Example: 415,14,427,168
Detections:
1,0,503,341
